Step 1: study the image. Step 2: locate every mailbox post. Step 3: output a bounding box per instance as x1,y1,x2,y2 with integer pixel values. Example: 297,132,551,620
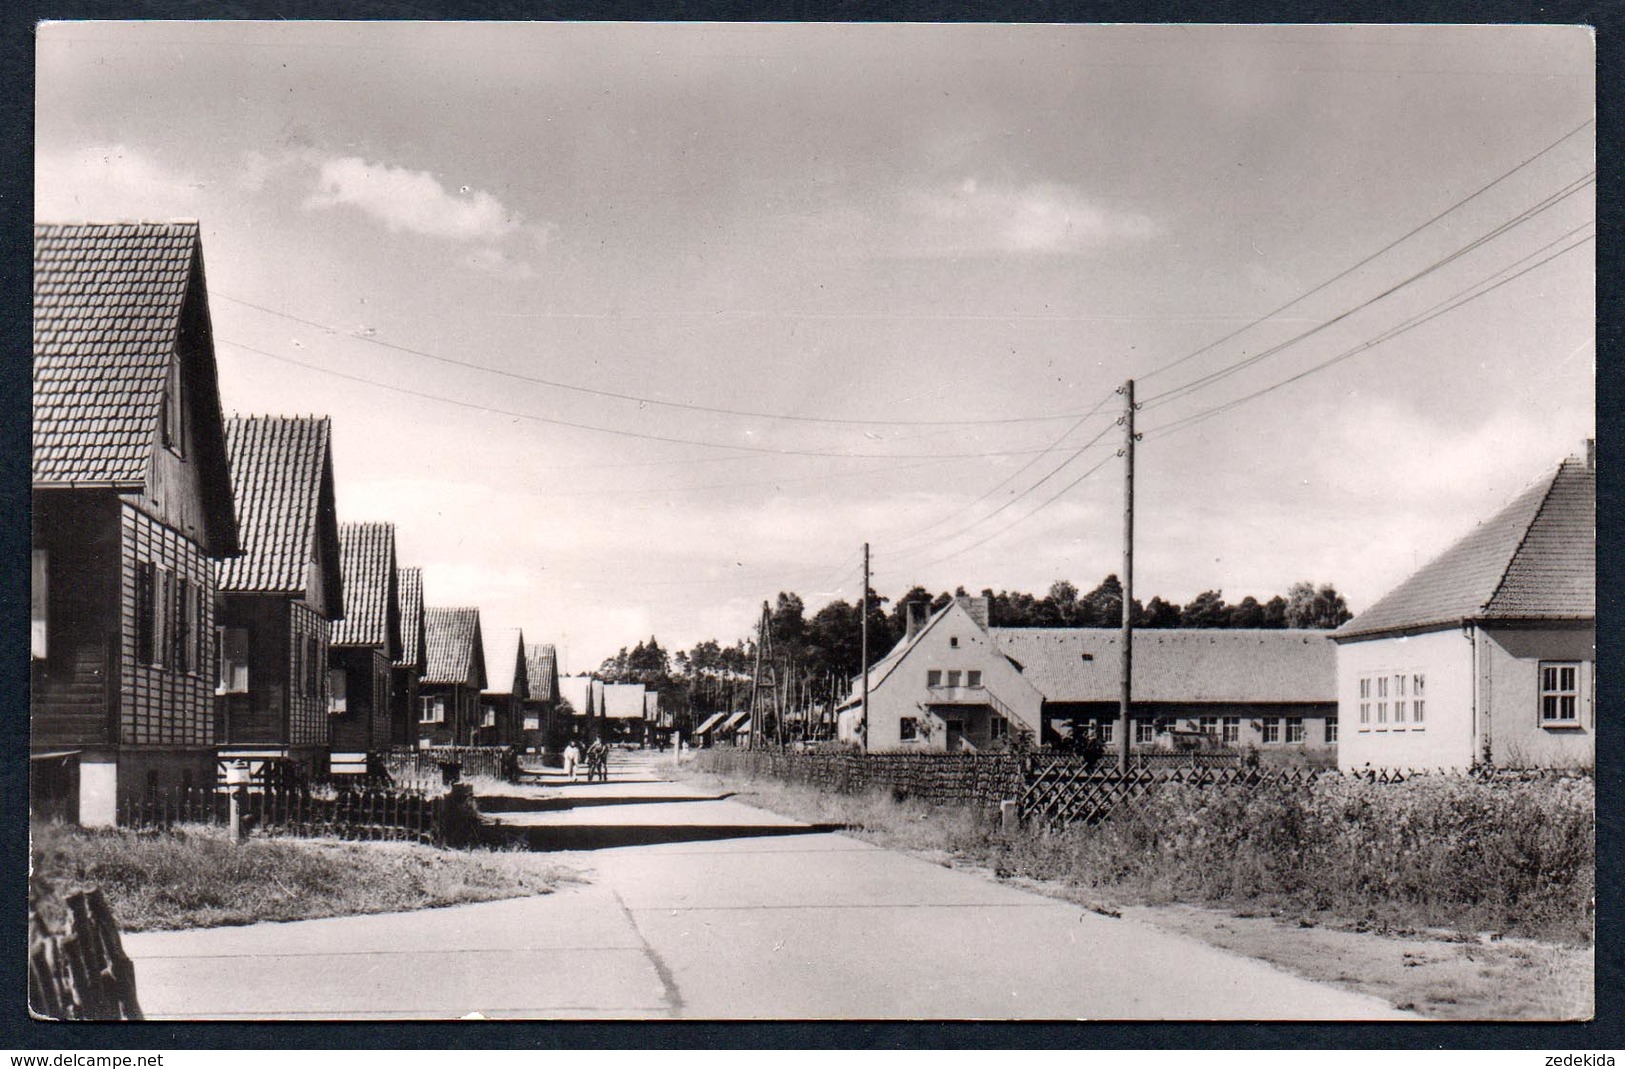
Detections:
224,760,252,842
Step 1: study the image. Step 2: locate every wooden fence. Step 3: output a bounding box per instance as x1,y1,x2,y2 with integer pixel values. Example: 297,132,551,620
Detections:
117,784,443,843
698,749,1572,828
384,746,520,786
29,882,142,1020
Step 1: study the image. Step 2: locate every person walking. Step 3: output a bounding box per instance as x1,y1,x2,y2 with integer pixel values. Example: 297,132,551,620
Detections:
586,738,608,783
562,739,581,783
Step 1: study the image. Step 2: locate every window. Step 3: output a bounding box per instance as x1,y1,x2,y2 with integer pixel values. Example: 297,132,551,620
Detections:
1412,699,1425,725
1376,700,1387,725
420,696,446,723
30,549,47,660
1540,662,1581,725
946,669,961,688
1134,720,1155,745
1095,720,1114,745
927,669,942,687
1222,717,1240,745
899,717,919,741
1261,719,1281,744
1376,676,1388,698
1394,674,1406,698
481,705,496,728
1325,718,1339,744
990,716,1008,740
966,670,982,688
1393,698,1406,724
152,567,171,668
1359,677,1371,700
1413,674,1426,698
193,585,207,675
329,669,347,714
216,627,249,694
1286,718,1305,744
949,636,959,648
1198,716,1218,736
1359,701,1370,726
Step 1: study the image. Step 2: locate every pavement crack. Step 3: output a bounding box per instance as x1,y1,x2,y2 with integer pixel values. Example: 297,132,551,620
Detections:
612,886,684,1018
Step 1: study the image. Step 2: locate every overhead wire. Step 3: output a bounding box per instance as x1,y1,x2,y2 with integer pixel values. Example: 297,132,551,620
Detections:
215,291,1098,428
1136,116,1594,385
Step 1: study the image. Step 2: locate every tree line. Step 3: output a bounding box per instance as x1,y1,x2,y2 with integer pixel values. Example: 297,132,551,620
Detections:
587,577,1351,728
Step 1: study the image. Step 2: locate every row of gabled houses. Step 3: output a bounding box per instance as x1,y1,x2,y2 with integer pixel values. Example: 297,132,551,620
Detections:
30,221,571,824
835,445,1595,772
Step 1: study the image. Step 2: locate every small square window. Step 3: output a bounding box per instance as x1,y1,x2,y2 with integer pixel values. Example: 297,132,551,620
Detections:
946,669,961,688
949,636,959,648
899,717,919,741
966,670,982,687
927,669,942,687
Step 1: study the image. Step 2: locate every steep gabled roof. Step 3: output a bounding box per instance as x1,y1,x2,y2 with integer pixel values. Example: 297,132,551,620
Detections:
395,567,425,671
215,416,341,606
332,523,402,656
34,221,238,553
423,606,485,688
482,627,528,699
992,628,1336,704
1337,456,1595,640
525,643,558,702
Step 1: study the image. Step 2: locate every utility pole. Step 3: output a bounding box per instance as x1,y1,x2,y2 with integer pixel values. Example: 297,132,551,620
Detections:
1117,379,1138,775
750,601,777,750
861,541,871,752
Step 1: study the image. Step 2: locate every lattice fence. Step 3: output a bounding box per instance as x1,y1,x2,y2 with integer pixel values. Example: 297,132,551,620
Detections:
117,784,443,843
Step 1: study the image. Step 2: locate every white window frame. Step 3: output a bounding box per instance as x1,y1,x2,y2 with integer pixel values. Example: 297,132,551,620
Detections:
329,669,347,714
1285,718,1305,744
1539,662,1582,726
1134,720,1155,745
1198,716,1218,736
1261,718,1281,744
1324,718,1338,744
421,695,446,724
1221,717,1240,745
31,549,47,661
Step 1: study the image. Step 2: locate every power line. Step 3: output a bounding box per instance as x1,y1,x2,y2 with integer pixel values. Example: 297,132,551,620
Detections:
214,291,1099,429
913,453,1119,569
1145,224,1594,441
220,337,1079,461
1137,116,1594,384
1143,169,1594,410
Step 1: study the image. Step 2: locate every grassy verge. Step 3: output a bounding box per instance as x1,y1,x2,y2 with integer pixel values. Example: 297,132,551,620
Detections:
674,762,1594,1020
31,821,581,932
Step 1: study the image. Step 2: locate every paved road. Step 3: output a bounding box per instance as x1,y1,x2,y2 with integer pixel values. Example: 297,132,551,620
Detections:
124,753,1414,1020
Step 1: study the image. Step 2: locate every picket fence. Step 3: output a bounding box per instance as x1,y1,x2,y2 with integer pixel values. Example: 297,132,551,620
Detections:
384,746,520,786
28,882,142,1020
116,784,443,843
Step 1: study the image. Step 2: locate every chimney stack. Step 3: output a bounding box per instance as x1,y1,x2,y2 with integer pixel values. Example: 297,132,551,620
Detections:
905,601,926,641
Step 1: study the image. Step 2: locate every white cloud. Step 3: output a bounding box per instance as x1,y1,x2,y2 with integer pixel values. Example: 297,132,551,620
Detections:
35,143,205,221
304,155,524,243
903,178,1160,256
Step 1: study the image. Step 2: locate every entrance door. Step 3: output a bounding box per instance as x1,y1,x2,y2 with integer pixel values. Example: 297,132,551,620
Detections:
945,719,965,752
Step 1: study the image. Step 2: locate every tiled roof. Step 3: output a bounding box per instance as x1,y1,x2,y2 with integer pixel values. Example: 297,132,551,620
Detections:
525,643,557,701
215,417,338,598
34,222,239,553
332,523,400,653
992,628,1337,704
482,628,527,698
34,222,195,485
423,607,485,687
1337,456,1595,639
395,567,425,670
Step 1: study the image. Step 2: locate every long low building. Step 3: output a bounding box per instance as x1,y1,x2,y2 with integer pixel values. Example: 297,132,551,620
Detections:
838,596,1338,753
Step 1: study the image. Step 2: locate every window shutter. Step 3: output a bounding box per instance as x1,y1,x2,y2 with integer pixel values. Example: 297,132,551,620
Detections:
136,562,154,665
153,568,170,669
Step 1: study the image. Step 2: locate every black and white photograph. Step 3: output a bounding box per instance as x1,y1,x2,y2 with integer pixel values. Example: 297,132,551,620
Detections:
27,21,1594,1024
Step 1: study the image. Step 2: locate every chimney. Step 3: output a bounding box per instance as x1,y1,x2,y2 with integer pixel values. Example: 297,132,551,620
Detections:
1586,437,1595,471
955,595,991,631
905,601,926,642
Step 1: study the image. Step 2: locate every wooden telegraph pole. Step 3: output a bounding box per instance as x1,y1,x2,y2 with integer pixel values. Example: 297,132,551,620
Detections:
861,542,871,752
1117,379,1138,774
749,601,778,750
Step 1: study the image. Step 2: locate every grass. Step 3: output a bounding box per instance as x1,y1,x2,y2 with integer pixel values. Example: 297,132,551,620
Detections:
675,764,1595,1019
31,820,581,932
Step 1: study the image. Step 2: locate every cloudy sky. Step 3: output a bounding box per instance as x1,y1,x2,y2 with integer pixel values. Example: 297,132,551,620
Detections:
36,22,1594,671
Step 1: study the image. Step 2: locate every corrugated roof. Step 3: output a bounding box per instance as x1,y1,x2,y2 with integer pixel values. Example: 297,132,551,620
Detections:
482,627,527,698
423,606,485,687
332,523,400,653
1337,456,1595,639
992,628,1337,703
215,417,337,598
395,567,424,670
34,221,239,553
525,643,557,701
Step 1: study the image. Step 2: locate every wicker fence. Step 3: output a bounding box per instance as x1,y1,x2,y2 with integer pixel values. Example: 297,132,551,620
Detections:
29,881,142,1020
700,750,1025,809
117,784,444,843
